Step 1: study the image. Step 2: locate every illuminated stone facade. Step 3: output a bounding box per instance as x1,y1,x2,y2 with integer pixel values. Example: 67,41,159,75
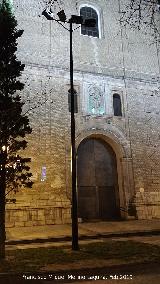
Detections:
4,0,160,227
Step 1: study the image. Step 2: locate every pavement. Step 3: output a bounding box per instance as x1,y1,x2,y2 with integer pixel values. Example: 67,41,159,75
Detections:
5,219,160,246
2,220,160,284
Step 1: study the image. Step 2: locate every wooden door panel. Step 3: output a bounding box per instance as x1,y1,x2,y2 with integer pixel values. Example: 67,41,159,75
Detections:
77,138,120,220
78,186,98,219
99,186,119,219
77,139,95,186
94,140,115,186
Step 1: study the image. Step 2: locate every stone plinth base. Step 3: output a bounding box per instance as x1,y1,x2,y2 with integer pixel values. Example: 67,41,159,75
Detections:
5,206,71,228
135,192,160,219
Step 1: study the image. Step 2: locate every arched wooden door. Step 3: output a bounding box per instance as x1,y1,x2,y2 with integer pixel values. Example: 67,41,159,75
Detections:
77,138,120,220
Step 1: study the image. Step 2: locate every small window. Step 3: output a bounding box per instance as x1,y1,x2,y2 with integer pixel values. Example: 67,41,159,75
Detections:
113,94,122,116
80,6,99,38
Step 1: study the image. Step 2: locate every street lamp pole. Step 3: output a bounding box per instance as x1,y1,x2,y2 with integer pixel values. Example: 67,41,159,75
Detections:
69,20,79,250
42,7,96,251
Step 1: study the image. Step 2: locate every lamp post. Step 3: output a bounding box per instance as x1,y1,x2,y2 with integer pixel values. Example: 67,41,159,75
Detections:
42,6,96,250
69,16,78,251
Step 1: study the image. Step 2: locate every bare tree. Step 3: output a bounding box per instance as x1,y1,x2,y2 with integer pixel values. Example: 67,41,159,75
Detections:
119,0,160,43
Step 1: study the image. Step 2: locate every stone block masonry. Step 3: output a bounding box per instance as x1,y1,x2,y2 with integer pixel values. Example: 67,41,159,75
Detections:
5,63,160,226
4,0,160,227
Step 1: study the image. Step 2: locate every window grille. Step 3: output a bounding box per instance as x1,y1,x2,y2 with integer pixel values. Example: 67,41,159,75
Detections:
80,6,99,38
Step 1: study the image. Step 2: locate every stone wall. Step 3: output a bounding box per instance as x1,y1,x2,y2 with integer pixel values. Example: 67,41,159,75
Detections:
12,0,160,80
4,0,160,226
5,64,160,225
6,207,71,228
6,185,71,228
136,192,160,219
126,82,160,219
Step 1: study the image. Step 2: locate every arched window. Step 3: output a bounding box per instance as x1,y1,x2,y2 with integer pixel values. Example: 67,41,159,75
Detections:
80,6,99,38
113,94,122,116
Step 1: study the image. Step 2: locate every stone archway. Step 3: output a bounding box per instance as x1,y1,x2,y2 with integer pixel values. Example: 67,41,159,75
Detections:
77,137,120,220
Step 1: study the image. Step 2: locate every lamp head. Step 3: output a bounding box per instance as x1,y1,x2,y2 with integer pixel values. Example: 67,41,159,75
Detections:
42,8,54,20
70,15,83,24
57,10,67,22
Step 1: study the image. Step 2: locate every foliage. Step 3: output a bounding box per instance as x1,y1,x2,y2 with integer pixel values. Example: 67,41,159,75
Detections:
0,0,33,194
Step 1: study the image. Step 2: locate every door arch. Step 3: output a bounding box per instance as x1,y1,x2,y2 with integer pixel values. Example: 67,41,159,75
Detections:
77,137,120,220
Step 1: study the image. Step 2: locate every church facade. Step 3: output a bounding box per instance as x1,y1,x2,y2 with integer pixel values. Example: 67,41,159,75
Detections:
5,0,160,227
